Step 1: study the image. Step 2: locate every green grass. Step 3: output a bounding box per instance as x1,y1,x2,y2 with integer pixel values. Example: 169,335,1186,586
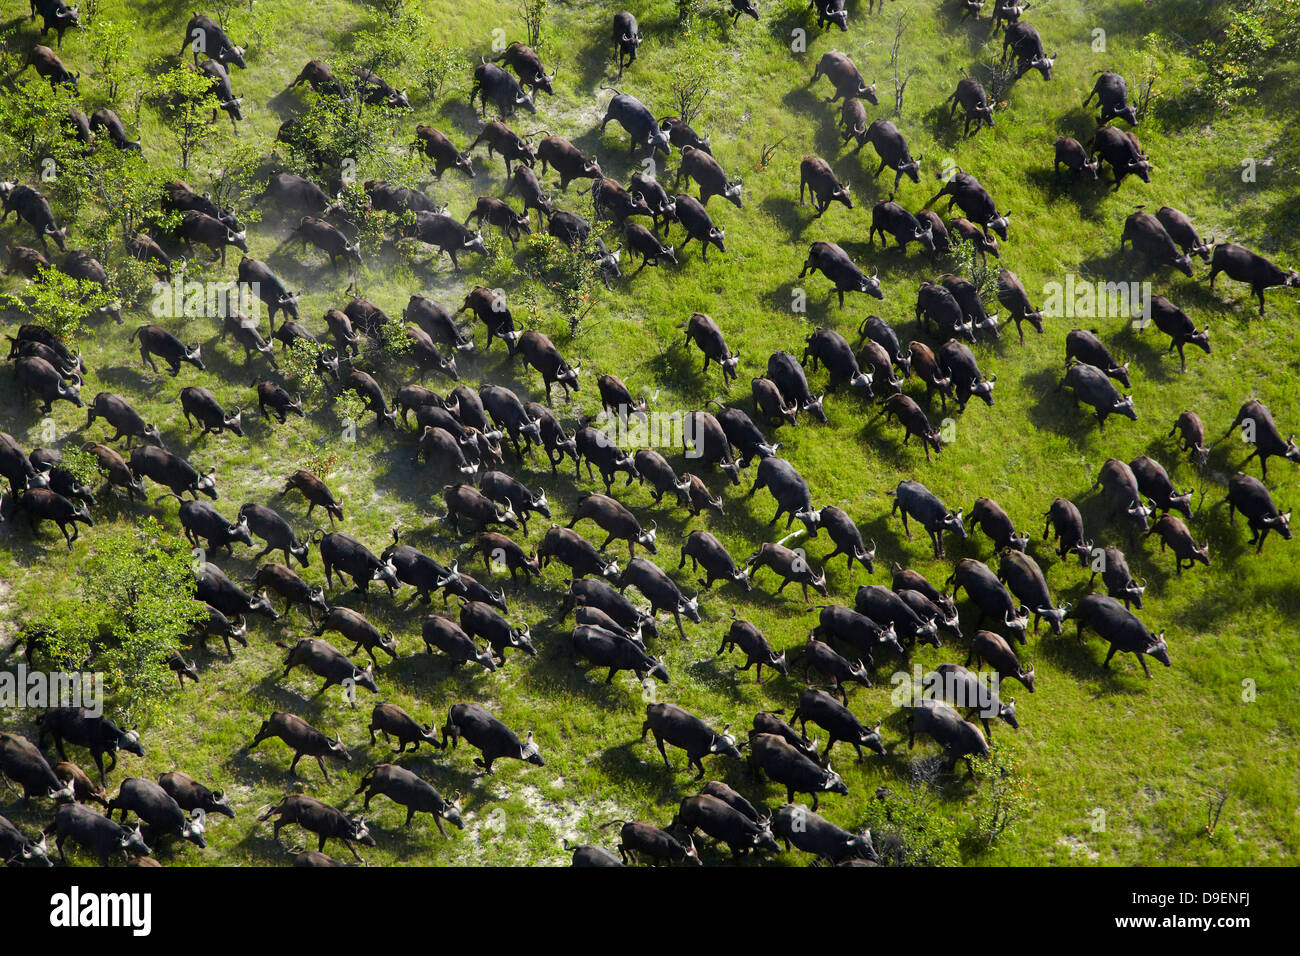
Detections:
1,0,1299,866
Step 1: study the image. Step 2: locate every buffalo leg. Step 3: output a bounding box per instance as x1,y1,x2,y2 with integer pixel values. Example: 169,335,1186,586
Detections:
654,734,670,769
90,751,108,786
1137,652,1153,679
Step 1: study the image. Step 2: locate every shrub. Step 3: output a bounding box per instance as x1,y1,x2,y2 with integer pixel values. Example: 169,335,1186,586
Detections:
303,450,338,479
380,314,412,358
968,749,1036,848
522,233,600,336
519,0,548,51
0,270,111,344
414,41,464,104
951,235,998,302
282,338,330,402
205,141,266,229
56,445,102,490
665,35,726,128
149,66,222,171
87,17,132,100
0,76,76,162
1194,0,1300,109
334,390,368,431
859,780,963,867
25,517,206,722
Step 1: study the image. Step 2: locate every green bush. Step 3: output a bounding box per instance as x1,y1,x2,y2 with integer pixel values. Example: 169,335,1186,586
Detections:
522,232,602,336
1195,0,1300,109
414,41,464,105
25,517,205,723
56,445,102,490
149,66,223,171
968,749,1036,849
859,782,963,867
334,389,368,431
0,270,111,344
283,338,330,402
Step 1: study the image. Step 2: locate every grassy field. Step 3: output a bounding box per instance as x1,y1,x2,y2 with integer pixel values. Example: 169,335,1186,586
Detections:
1,0,1299,866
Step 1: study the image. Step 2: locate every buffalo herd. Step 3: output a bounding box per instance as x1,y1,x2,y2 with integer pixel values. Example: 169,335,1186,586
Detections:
0,3,1296,868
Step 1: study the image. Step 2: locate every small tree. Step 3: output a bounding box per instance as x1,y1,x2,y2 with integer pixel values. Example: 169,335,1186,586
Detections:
380,315,413,358
83,518,206,721
109,255,161,310
303,449,339,479
520,0,547,50
860,781,963,867
890,13,921,116
968,750,1035,848
334,390,367,431
277,93,358,175
1203,788,1230,839
372,0,410,21
415,41,463,104
65,135,164,258
1134,33,1167,124
667,36,724,127
150,66,222,171
334,180,387,247
979,60,1017,111
522,219,603,338
0,269,110,343
27,517,206,722
0,76,79,164
204,140,266,227
952,230,998,301
1196,7,1275,109
57,445,102,489
279,89,417,186
88,17,131,101
349,5,424,97
282,338,330,403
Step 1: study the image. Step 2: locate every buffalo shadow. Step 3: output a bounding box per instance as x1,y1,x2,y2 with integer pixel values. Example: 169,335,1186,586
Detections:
1019,364,1114,441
